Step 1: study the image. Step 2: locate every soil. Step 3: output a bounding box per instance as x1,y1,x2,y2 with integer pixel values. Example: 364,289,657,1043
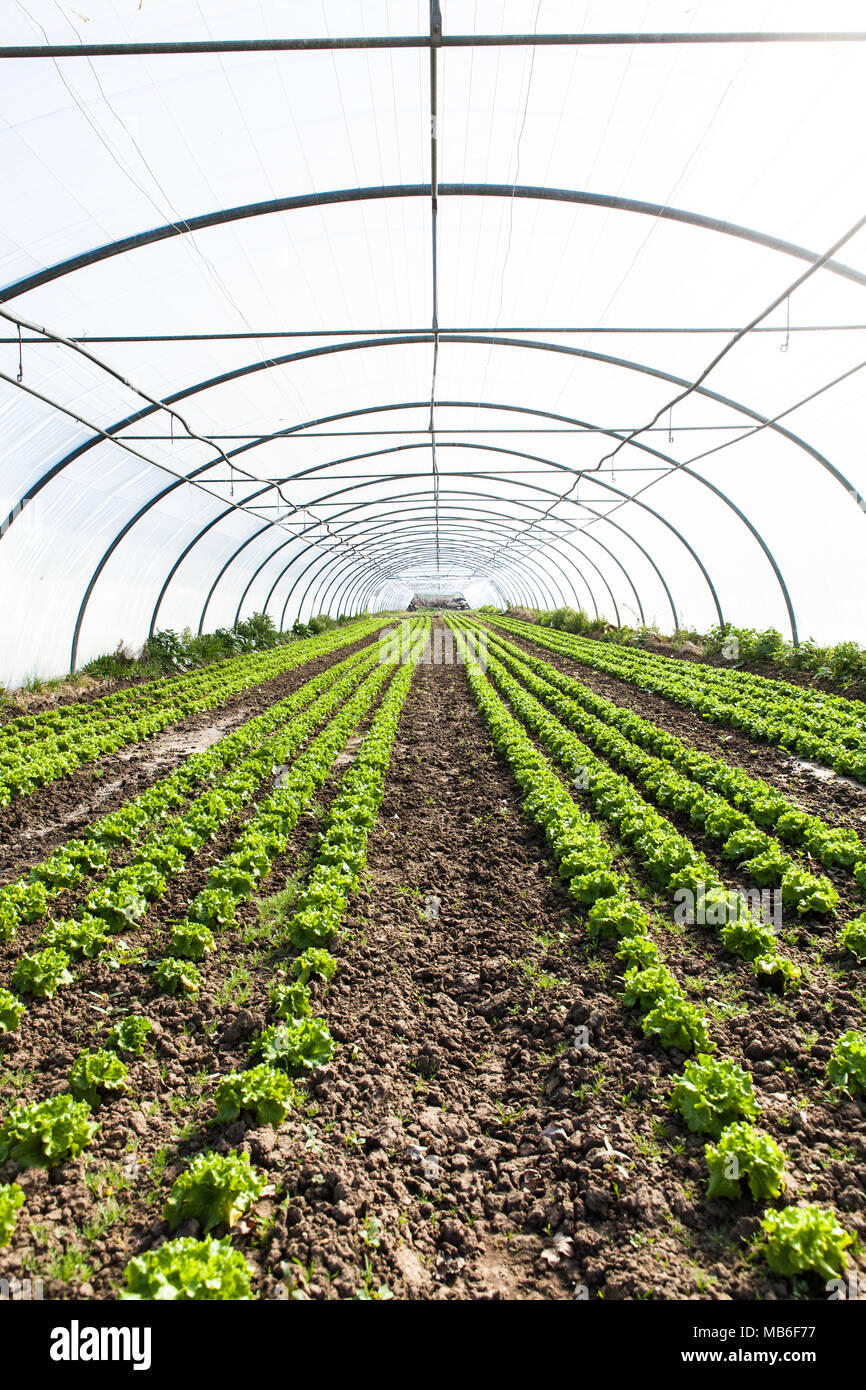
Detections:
0,635,864,1302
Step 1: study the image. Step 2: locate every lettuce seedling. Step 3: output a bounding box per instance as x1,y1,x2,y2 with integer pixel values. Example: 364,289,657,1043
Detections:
168,920,215,961
105,1015,154,1056
11,947,73,998
68,1048,130,1108
154,956,201,996
752,952,802,992
291,947,337,985
122,1235,252,1301
0,988,25,1033
840,914,866,960
85,884,147,932
615,935,659,970
215,1064,298,1127
269,980,311,1022
0,881,49,924
670,1053,758,1138
163,1152,265,1232
621,964,680,1012
38,916,110,959
0,1094,97,1167
187,888,238,931
0,1182,24,1246
641,996,714,1054
586,894,649,943
758,1204,853,1280
827,1029,866,1098
704,1122,787,1200
251,1018,336,1073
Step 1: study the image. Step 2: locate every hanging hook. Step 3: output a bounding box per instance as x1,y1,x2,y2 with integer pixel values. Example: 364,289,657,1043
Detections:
668,406,674,444
230,466,235,499
781,296,790,353
16,324,23,383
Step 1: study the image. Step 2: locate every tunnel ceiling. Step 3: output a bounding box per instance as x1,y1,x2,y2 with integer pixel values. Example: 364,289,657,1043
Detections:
1,1,866,682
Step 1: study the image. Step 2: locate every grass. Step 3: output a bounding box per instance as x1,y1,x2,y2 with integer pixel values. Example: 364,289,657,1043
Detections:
256,876,303,932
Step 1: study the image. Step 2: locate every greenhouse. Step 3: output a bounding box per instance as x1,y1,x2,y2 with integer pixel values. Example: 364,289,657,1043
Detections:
1,0,865,1331
1,2,865,686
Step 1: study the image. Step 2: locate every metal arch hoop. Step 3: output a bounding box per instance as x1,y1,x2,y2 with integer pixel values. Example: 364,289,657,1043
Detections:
301,527,562,616
239,497,613,626
223,499,594,636
4,184,866,305
312,543,546,615
59,315,832,663
297,525,580,624
215,465,678,634
261,478,652,632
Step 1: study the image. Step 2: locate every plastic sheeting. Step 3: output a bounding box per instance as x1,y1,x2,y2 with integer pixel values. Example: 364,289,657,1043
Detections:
1,0,865,684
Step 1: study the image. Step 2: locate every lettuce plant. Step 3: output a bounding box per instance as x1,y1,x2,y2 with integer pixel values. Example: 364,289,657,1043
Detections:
641,995,713,1054
187,888,238,931
621,964,679,1012
105,1015,154,1056
121,1236,252,1300
215,1064,297,1127
11,947,73,998
720,917,777,961
68,1049,130,1108
38,916,110,959
0,881,49,924
291,946,337,985
154,956,201,996
0,1094,97,1166
615,935,659,970
669,1053,758,1137
586,894,649,943
758,1204,853,1280
269,980,311,1022
0,1182,24,1245
840,914,866,960
0,988,25,1033
164,1152,265,1232
826,1029,866,1098
168,920,215,961
251,1018,335,1072
704,1123,787,1199
752,952,802,992
85,883,147,932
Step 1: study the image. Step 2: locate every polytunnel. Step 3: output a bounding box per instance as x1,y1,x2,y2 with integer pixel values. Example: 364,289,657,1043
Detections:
1,0,866,686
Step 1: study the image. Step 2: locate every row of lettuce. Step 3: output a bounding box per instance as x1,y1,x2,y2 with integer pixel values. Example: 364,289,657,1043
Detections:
448,617,864,1287
490,616,866,782
468,624,866,965
0,623,428,1297
0,616,389,807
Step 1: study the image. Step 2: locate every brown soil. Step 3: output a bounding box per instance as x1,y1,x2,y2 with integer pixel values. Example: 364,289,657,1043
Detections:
1,643,863,1302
